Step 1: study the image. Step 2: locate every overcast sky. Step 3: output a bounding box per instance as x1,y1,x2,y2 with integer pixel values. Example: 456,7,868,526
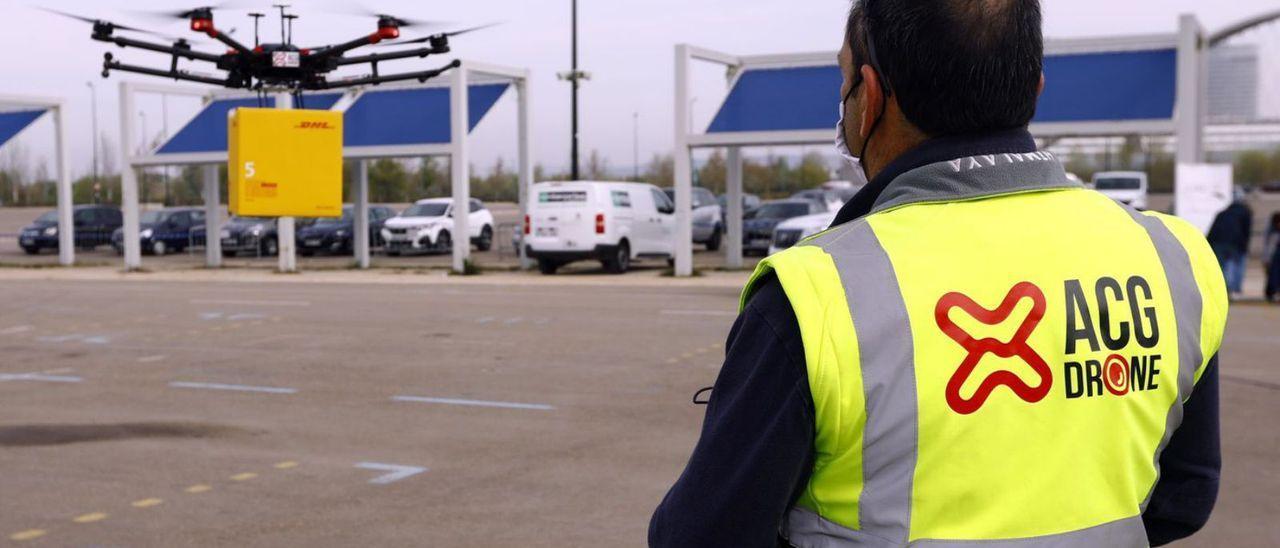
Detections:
1,0,1278,179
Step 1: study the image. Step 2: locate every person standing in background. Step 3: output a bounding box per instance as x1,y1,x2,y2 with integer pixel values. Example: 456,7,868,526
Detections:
1265,212,1280,302
1207,187,1253,299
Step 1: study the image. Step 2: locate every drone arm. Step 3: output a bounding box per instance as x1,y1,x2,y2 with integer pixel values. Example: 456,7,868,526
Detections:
92,33,224,64
103,56,243,88
206,31,252,55
306,59,461,90
333,44,449,67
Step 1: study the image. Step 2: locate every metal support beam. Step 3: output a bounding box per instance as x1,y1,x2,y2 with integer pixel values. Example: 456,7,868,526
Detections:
53,104,74,266
1175,14,1206,165
203,164,222,268
119,82,142,271
450,67,471,274
516,78,533,270
726,147,744,270
274,91,298,273
672,45,694,277
354,160,371,269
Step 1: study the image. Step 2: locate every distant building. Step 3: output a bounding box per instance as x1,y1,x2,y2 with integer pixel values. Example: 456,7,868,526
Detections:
1208,45,1259,122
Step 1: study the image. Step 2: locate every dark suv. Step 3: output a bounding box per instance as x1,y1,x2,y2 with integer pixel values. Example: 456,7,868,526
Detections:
297,205,397,256
111,207,206,255
19,205,122,254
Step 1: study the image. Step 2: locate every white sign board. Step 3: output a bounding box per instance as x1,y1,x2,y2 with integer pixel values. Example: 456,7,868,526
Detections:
1175,163,1233,234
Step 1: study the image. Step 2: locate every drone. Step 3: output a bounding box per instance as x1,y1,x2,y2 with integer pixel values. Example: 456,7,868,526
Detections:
46,5,496,92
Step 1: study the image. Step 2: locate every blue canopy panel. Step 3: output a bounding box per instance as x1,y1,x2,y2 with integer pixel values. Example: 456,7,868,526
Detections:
707,66,842,133
343,83,510,147
1035,49,1177,123
156,93,342,155
0,109,46,148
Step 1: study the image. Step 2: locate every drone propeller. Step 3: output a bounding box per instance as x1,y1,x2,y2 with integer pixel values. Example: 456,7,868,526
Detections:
133,3,241,21
329,7,451,29
376,22,502,46
37,7,188,41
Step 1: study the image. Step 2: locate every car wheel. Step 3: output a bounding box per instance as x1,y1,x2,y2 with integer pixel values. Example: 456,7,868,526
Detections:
151,240,167,256
221,250,237,258
705,226,722,251
386,250,400,257
476,225,493,252
21,246,38,255
262,238,278,256
300,250,314,257
537,258,560,275
436,230,451,253
603,240,630,274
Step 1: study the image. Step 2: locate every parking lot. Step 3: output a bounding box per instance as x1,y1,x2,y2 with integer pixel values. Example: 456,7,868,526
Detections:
0,272,1276,546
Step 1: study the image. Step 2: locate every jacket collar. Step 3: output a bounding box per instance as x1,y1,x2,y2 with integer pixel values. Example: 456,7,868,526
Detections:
832,128,1074,224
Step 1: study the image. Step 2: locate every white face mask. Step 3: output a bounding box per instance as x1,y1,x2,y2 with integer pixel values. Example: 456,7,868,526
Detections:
835,98,864,176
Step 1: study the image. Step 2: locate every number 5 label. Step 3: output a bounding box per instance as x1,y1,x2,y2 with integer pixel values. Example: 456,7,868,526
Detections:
244,161,256,179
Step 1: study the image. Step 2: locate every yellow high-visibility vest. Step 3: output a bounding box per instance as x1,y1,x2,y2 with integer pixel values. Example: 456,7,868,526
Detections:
744,151,1228,547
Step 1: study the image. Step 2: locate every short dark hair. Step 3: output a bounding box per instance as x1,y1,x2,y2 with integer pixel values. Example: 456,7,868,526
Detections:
846,0,1044,136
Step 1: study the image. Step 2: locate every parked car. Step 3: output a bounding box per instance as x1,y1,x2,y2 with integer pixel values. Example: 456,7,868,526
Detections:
110,207,205,256
525,181,675,274
769,210,838,255
218,216,280,257
297,204,397,256
663,186,724,250
19,205,122,254
1092,171,1149,209
743,199,825,255
790,188,842,212
382,198,495,256
718,192,762,218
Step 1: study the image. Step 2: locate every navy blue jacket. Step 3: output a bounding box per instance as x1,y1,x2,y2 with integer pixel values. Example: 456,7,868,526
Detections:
649,130,1220,547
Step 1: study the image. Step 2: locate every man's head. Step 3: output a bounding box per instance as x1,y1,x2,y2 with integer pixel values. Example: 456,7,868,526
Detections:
840,0,1045,177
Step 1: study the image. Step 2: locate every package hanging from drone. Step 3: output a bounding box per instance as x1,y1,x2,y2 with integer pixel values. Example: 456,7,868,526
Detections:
228,107,343,218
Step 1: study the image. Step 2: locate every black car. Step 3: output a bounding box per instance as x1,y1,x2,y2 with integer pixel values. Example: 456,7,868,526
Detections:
297,205,397,256
219,216,280,257
742,199,824,255
19,205,123,254
111,207,206,256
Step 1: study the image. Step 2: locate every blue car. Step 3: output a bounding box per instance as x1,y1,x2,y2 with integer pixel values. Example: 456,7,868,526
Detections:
111,207,206,256
297,205,397,256
19,205,122,254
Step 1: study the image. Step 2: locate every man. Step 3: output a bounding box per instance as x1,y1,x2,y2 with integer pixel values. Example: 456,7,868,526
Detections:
1206,187,1253,298
650,1,1227,546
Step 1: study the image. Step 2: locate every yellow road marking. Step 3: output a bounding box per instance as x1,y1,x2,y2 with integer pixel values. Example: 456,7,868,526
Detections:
9,530,46,541
695,347,708,354
185,484,212,494
73,512,108,523
273,461,298,470
230,472,258,481
131,498,164,508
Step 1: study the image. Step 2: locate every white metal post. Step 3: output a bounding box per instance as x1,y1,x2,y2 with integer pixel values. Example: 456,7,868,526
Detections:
673,45,694,277
203,164,221,267
273,91,298,273
726,146,744,269
449,66,471,274
1175,14,1205,165
355,159,370,269
517,77,533,270
119,83,142,270
53,104,74,266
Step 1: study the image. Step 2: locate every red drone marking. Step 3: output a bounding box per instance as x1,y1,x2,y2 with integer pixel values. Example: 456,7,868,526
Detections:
1103,354,1130,396
935,282,1053,415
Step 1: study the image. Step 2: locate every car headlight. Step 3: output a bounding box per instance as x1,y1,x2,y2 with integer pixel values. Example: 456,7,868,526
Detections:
140,228,153,239
42,226,57,236
380,228,392,238
334,230,347,237
249,224,264,236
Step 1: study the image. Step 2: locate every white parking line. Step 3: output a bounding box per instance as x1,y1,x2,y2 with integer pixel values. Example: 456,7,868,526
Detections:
0,373,83,383
189,299,311,307
391,395,555,411
169,382,298,394
660,309,738,317
137,355,167,363
355,462,428,485
0,325,32,335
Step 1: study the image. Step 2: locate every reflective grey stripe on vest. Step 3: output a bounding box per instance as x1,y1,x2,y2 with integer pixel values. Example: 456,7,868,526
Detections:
1124,208,1205,510
797,221,918,544
871,151,1079,214
787,509,1148,548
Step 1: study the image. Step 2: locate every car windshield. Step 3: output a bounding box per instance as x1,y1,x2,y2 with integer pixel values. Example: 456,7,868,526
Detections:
314,209,353,225
752,203,809,219
1095,177,1142,190
35,211,58,223
403,203,449,217
139,211,169,224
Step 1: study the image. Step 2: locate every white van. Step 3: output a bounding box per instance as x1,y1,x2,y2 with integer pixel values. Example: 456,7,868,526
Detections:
524,181,675,274
1092,171,1149,210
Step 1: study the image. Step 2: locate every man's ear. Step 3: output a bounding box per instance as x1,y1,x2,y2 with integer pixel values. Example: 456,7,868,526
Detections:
1038,72,1046,98
858,64,883,138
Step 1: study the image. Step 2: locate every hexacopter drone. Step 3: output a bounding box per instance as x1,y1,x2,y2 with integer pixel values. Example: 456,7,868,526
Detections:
48,4,495,92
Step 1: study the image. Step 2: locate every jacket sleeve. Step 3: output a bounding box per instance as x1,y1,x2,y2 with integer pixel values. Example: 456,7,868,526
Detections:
1142,355,1221,546
649,274,815,548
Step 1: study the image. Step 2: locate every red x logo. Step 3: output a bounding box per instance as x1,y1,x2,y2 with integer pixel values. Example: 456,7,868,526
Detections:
935,282,1053,415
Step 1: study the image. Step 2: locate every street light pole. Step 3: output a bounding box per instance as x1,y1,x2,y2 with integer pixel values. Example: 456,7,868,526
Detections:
86,81,100,203
632,111,639,180
570,0,579,180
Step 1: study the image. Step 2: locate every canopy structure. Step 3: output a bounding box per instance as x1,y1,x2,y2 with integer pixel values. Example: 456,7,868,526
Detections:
0,94,72,265
118,60,531,273
671,15,1209,276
